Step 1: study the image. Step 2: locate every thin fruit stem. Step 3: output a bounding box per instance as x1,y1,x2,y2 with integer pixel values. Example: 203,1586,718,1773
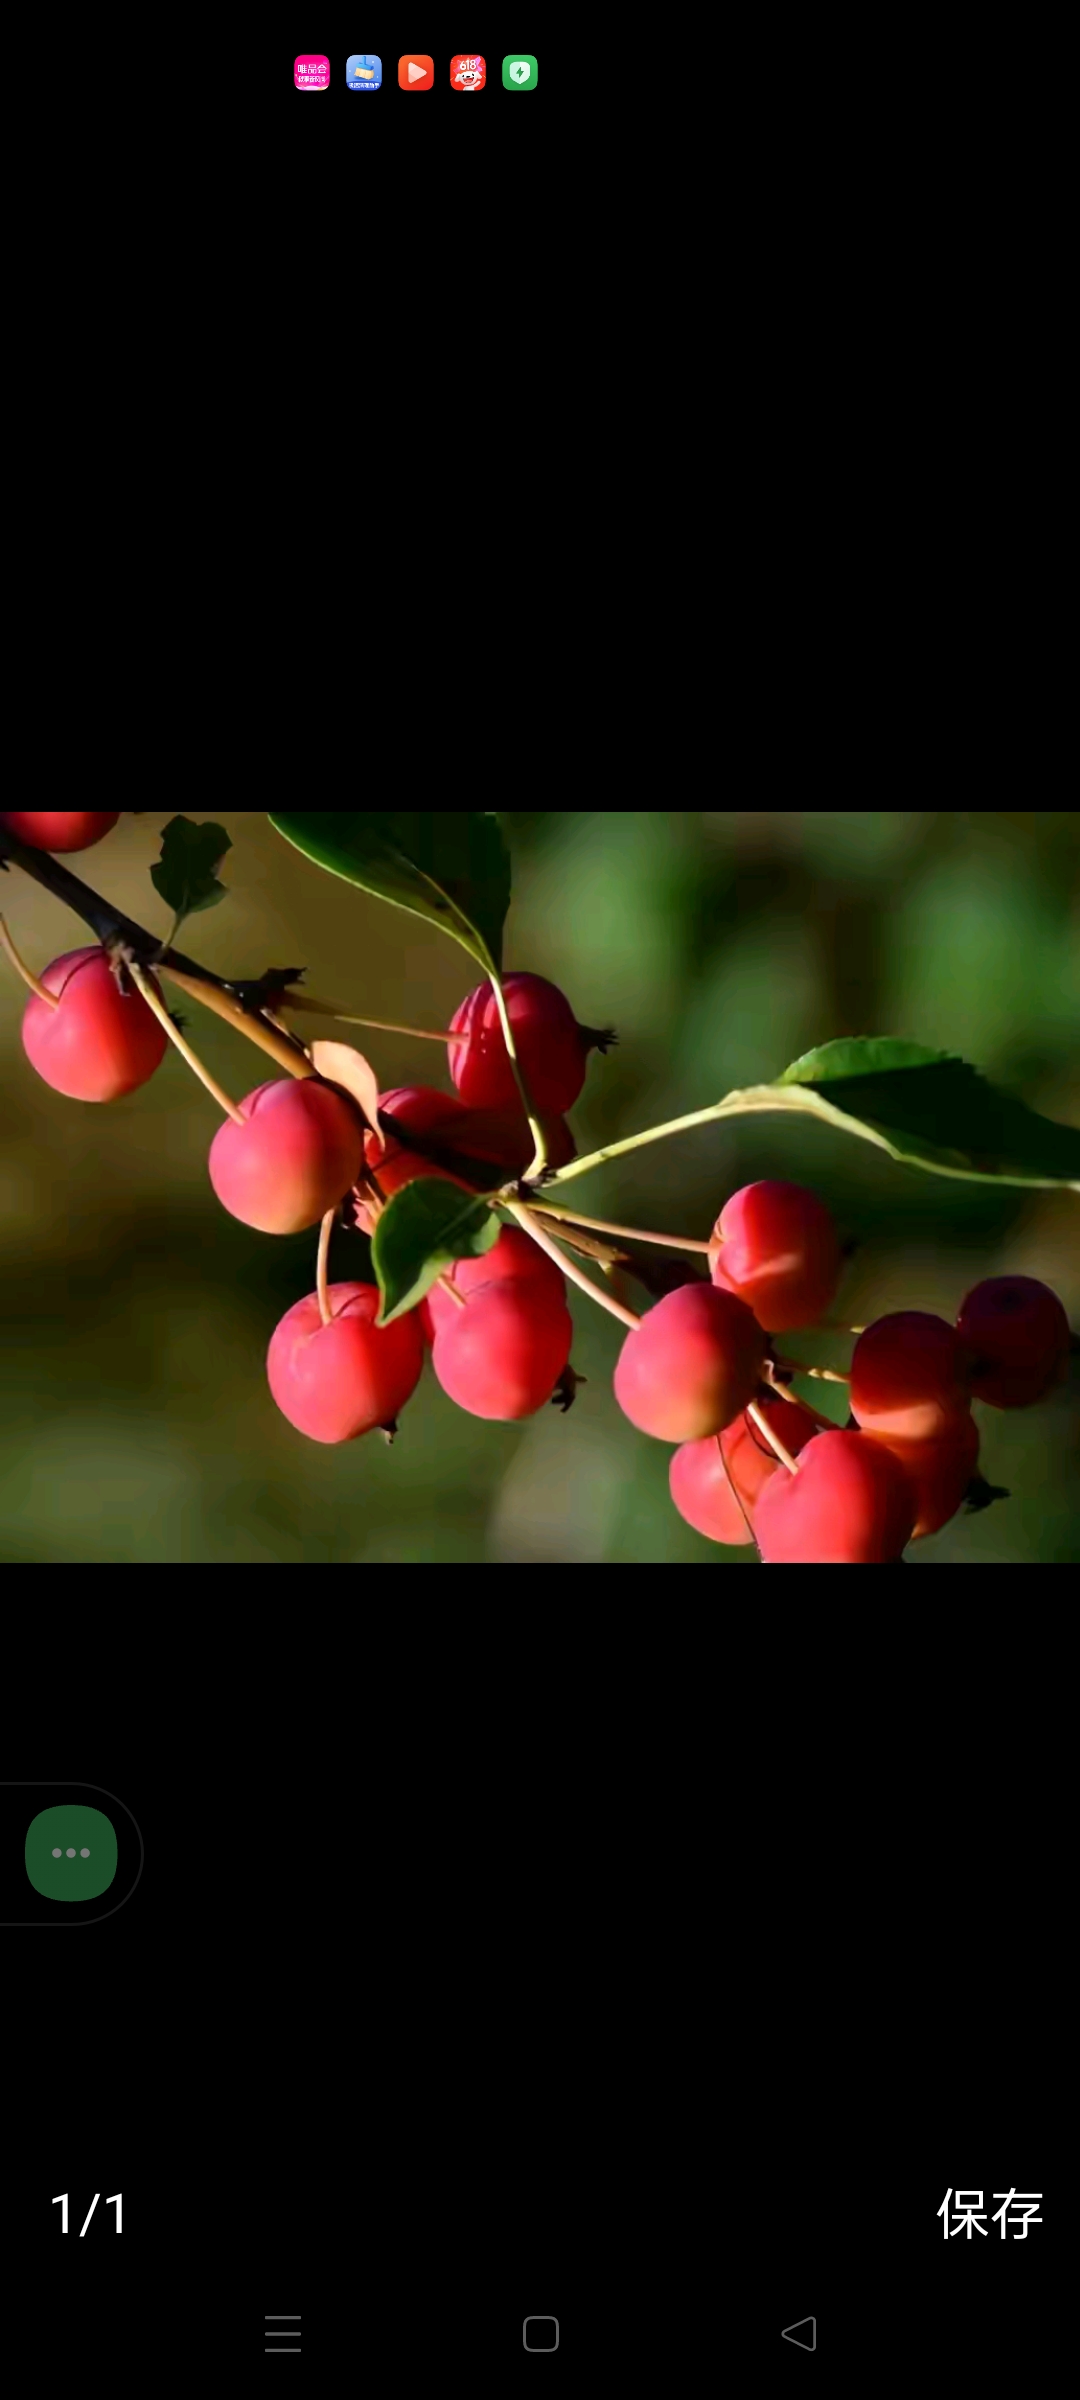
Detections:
317,1211,334,1328
772,1355,850,1384
161,968,316,1081
540,1100,735,1188
280,996,465,1044
0,912,60,1009
436,1273,469,1311
716,1431,760,1551
510,1203,643,1331
760,1366,837,1432
486,974,548,1181
126,960,246,1123
747,1399,801,1474
528,1201,712,1254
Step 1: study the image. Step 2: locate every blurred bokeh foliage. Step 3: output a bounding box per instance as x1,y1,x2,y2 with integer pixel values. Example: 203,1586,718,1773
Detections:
1,810,1076,1565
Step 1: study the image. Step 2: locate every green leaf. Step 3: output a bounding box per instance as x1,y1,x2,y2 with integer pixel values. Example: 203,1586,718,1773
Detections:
548,1034,1080,1195
770,1036,1080,1187
267,811,511,973
372,1179,502,1324
778,1038,952,1084
150,816,231,938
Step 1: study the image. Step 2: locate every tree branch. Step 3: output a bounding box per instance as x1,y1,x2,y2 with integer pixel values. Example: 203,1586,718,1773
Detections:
0,822,316,1082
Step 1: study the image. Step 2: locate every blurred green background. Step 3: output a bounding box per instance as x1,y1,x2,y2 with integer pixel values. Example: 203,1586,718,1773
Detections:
1,810,1077,1565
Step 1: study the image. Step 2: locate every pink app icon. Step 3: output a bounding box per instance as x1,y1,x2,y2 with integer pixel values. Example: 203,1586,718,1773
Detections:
294,55,330,90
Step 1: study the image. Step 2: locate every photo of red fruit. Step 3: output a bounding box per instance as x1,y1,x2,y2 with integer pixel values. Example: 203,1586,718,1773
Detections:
431,1278,573,1420
614,1283,766,1443
866,1415,980,1540
709,1179,842,1332
956,1275,1071,1409
22,947,168,1102
209,1079,365,1234
268,1283,424,1442
1,811,120,853
449,972,591,1115
1,808,1075,1571
669,1398,819,1544
850,1312,971,1442
753,1428,917,1563
421,1224,565,1344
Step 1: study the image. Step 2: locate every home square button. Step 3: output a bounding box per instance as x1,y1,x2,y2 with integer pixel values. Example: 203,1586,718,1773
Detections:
524,2318,559,2350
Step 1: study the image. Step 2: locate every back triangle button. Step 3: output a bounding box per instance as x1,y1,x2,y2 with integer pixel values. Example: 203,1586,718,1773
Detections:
781,2317,816,2350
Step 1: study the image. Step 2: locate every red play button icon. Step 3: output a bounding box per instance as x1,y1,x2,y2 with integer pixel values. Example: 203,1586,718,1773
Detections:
398,55,434,88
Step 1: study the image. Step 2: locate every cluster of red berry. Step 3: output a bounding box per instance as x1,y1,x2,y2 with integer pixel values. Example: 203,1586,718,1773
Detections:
3,810,1072,1560
265,972,596,1440
0,808,595,1443
638,1179,1071,1561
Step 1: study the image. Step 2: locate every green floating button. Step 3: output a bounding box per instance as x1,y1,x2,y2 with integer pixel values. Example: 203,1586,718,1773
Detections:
25,1805,118,1902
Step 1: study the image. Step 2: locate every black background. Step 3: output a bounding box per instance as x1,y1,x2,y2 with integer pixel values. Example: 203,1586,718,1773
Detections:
2,1610,1067,2383
755,1611,1070,2393
2,1702,307,2375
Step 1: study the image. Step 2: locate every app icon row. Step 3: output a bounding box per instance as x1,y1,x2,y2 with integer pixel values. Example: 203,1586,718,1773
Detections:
294,56,538,92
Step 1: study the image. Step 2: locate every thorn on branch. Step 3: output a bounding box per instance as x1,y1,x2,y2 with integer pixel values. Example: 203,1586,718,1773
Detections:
964,1474,1011,1514
552,1365,586,1413
107,943,137,997
227,967,308,1013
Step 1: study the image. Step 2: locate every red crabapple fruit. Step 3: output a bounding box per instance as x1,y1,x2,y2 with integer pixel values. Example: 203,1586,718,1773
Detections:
708,1179,842,1332
373,1086,470,1148
956,1275,1071,1409
669,1397,819,1544
453,1106,577,1175
421,1223,566,1344
210,1078,365,1234
613,1283,766,1443
268,1283,424,1443
866,1414,980,1540
353,1086,473,1235
849,1311,971,1442
1,811,120,853
21,946,168,1101
753,1429,917,1563
449,973,597,1116
431,1279,574,1420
